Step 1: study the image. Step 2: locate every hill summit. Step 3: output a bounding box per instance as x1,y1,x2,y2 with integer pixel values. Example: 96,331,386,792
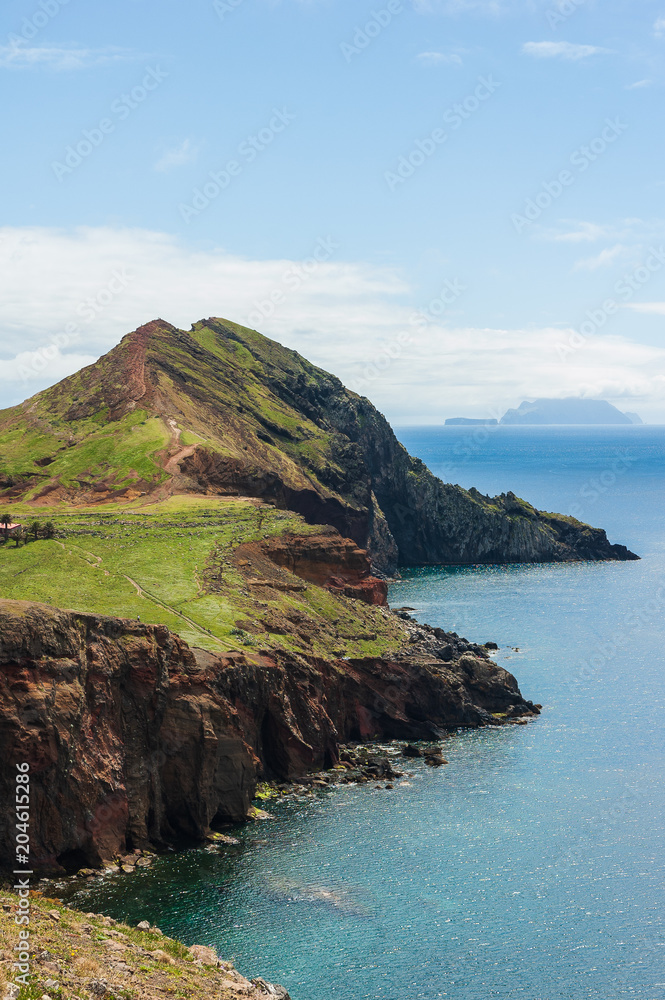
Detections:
0,317,638,570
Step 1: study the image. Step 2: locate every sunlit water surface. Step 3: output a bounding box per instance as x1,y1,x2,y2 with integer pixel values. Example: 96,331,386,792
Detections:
60,427,665,1000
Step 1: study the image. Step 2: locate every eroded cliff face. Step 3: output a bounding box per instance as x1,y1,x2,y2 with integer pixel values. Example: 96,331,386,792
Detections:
317,392,639,571
0,599,536,871
259,530,388,605
0,600,256,871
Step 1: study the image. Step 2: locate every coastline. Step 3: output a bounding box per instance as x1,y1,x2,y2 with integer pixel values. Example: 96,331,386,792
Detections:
0,597,539,877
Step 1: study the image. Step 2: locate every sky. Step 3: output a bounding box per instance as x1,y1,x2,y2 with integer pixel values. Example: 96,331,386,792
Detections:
1,0,664,423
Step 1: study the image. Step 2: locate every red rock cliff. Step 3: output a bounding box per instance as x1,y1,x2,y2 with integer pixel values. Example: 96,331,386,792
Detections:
0,599,535,871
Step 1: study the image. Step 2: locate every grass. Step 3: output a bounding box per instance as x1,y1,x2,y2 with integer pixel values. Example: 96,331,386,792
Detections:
0,890,265,1000
0,409,170,499
0,496,406,658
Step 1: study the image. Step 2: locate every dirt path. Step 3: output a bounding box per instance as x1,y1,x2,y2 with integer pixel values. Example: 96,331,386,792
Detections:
61,540,220,644
159,415,198,479
123,574,219,641
165,444,197,475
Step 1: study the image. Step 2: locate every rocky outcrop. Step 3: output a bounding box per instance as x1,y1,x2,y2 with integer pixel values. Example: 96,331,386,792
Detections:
260,530,388,605
0,599,536,871
0,891,293,1000
316,390,639,571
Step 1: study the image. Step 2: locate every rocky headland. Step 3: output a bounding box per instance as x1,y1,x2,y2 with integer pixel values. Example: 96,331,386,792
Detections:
0,315,640,1000
0,598,537,873
0,317,638,573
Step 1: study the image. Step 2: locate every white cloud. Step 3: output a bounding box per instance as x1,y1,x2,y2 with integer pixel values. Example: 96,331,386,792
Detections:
573,244,625,270
542,218,665,245
417,51,463,65
522,41,613,60
654,16,665,38
623,302,665,315
0,226,663,423
0,349,98,386
154,139,199,173
626,79,651,90
0,42,135,71
545,221,613,243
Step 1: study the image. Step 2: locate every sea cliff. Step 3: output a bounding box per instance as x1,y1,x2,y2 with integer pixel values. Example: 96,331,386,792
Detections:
0,598,537,872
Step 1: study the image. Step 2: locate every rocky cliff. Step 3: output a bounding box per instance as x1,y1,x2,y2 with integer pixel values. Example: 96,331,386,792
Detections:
0,599,537,872
256,529,388,605
0,317,638,573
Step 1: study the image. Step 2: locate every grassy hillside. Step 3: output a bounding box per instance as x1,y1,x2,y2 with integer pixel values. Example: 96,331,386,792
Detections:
0,889,283,1000
0,496,405,658
0,318,360,507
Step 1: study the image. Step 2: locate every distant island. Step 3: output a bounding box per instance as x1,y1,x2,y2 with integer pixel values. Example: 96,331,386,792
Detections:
501,398,642,425
446,398,643,427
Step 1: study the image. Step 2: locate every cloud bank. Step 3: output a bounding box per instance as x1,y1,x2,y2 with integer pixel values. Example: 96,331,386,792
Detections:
0,226,663,422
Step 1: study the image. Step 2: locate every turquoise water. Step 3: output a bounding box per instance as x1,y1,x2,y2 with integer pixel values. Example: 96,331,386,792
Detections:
60,427,665,1000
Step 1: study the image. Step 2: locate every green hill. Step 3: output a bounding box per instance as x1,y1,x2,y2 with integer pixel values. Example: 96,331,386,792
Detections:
0,316,638,573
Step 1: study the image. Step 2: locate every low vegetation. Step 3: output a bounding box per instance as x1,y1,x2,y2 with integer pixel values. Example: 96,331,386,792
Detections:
0,496,404,658
0,890,272,1000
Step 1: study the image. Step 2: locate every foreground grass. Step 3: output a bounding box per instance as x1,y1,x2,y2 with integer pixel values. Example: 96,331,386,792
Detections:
0,496,405,658
0,889,275,1000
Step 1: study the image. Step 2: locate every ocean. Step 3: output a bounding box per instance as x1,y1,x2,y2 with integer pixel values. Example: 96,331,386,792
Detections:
60,426,665,1000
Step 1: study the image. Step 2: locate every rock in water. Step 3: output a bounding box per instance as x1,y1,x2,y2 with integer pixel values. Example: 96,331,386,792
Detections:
251,978,291,997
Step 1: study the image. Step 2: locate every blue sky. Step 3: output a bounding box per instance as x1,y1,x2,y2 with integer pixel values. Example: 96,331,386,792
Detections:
1,0,664,421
